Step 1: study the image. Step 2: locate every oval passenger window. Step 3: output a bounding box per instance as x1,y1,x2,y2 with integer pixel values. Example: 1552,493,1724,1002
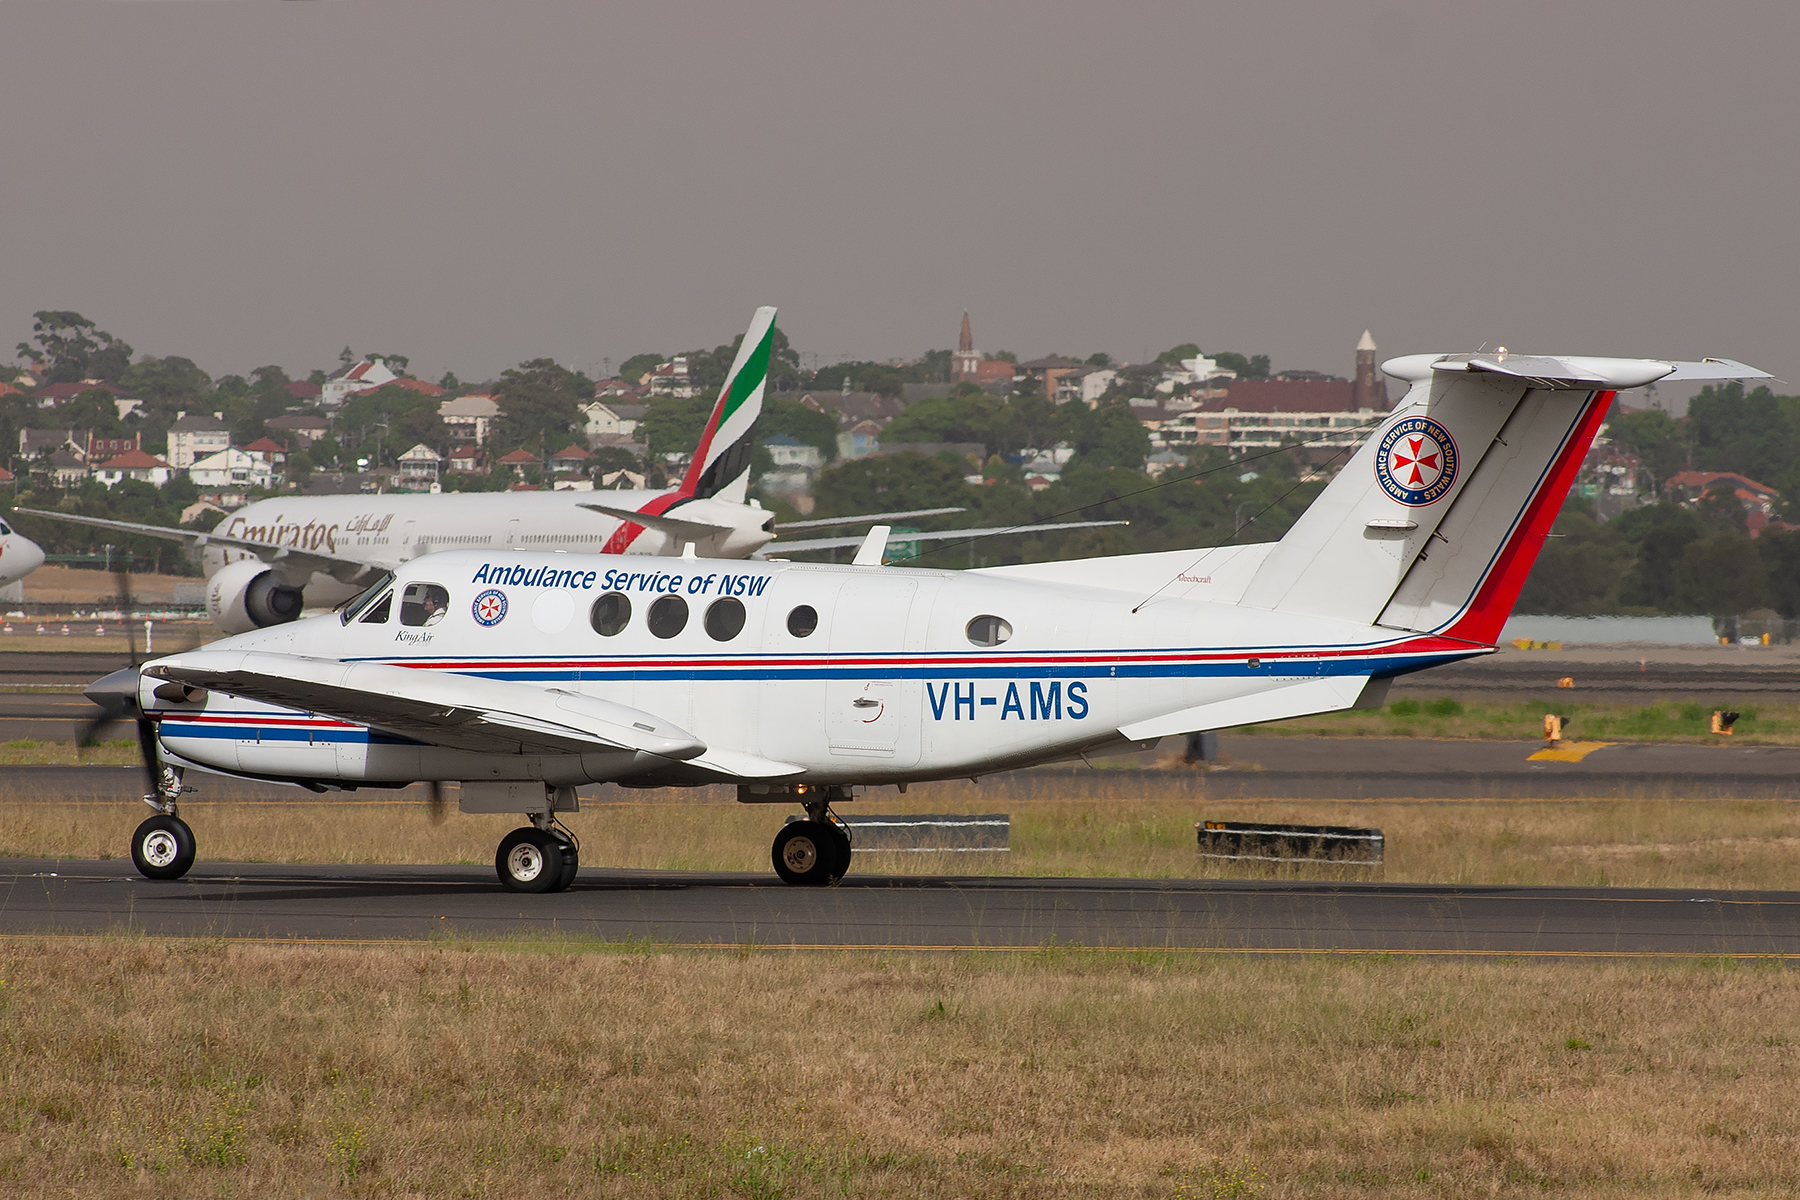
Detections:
705,597,746,641
590,591,631,636
965,615,1012,647
646,594,689,639
786,604,818,638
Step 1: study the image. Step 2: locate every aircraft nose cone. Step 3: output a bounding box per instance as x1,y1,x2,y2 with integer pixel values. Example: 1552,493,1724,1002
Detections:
0,537,44,585
84,667,142,719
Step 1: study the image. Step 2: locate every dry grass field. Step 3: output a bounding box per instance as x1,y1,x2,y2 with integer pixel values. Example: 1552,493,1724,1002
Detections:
3,775,1798,891
1244,697,1800,745
0,939,1794,1197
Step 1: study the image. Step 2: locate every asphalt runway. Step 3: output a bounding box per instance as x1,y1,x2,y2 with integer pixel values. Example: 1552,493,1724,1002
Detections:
1,859,1795,956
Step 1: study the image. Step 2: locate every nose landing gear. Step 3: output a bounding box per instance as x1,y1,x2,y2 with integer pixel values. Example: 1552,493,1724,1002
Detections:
131,766,194,881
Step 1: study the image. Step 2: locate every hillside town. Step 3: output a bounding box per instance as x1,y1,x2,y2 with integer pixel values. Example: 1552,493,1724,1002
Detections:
3,307,1796,617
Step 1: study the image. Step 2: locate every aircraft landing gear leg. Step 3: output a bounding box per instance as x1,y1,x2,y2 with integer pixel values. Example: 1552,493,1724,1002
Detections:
494,792,579,894
771,786,853,887
131,766,195,881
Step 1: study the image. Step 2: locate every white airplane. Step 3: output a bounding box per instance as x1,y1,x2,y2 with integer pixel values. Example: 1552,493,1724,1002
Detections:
20,307,1118,633
0,518,46,589
93,348,1770,892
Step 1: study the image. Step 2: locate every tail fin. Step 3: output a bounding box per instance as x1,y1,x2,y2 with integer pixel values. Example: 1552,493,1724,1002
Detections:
1238,352,1770,645
677,305,777,503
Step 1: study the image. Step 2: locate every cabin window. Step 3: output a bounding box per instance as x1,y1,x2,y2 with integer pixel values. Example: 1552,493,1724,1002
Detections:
786,605,818,638
590,592,631,636
359,590,393,624
965,615,1012,647
646,594,688,639
704,597,746,641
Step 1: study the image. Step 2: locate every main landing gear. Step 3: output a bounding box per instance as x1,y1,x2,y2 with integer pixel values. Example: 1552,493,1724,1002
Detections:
496,810,580,894
131,765,195,881
771,786,854,887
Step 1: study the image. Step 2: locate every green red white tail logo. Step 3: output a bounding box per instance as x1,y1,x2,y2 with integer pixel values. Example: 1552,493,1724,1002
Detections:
681,305,778,503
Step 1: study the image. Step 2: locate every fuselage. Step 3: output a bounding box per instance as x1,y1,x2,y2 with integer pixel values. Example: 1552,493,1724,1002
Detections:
204,490,775,604
150,549,1483,789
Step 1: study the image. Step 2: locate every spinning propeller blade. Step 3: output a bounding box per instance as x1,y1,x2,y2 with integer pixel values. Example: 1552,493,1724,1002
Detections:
425,781,448,825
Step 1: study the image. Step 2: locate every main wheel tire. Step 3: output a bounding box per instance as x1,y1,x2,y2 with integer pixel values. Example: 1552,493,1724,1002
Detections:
825,819,852,883
496,828,565,894
131,815,196,881
553,839,579,893
772,820,836,886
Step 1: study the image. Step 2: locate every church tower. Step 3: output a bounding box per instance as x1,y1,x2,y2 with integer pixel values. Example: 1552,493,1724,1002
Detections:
1353,330,1387,410
953,311,980,382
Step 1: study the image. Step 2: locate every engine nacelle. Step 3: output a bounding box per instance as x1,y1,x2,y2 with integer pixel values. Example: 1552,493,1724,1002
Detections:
205,559,305,634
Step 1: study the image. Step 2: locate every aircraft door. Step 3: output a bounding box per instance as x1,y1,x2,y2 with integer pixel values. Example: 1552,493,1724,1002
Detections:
399,520,416,557
825,577,919,763
504,519,520,548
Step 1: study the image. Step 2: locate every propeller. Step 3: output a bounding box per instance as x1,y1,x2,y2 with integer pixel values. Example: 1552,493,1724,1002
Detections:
425,780,448,825
77,552,162,799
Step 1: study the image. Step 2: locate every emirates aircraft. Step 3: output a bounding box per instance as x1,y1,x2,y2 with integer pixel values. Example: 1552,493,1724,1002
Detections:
0,519,46,589
89,346,1768,891
18,307,1117,632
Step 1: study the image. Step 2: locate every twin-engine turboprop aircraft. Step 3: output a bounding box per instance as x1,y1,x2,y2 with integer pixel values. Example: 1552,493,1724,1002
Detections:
22,307,1117,633
98,348,1768,892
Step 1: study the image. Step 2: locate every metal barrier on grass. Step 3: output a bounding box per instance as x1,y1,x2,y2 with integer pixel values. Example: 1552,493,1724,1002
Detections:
785,813,1010,853
1198,820,1383,864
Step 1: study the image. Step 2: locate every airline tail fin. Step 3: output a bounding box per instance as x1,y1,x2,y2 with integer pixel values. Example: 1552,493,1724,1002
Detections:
677,306,778,503
1237,352,1771,645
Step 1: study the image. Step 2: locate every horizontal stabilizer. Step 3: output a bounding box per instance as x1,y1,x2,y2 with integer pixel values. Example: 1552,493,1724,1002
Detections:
779,507,966,531
1384,352,1773,390
578,502,735,541
1117,675,1375,740
146,651,706,760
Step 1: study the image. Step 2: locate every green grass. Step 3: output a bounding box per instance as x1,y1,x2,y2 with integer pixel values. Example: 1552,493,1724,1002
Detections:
1242,699,1800,743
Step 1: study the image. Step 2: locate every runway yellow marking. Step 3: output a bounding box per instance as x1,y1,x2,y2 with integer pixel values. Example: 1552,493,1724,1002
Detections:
1528,741,1616,762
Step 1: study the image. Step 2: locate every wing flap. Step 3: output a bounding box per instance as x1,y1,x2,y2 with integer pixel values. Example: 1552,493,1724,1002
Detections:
145,651,706,759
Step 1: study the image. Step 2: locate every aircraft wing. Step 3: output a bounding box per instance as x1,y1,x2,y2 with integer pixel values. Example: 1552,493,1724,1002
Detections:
144,651,706,760
769,519,1129,554
10,507,388,572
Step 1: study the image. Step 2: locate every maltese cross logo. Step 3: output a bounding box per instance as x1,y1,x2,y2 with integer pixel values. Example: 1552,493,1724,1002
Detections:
1375,416,1458,506
472,588,509,626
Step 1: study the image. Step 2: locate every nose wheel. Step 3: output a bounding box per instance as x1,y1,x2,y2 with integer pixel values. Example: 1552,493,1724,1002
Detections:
131,813,196,881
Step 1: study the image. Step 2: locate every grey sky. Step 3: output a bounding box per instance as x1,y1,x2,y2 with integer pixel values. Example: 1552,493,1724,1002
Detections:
3,1,1795,388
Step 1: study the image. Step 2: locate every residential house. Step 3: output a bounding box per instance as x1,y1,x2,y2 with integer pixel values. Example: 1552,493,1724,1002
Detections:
1054,367,1118,407
497,448,539,478
181,500,229,526
381,377,447,398
46,450,89,488
582,400,644,440
1665,470,1784,534
761,434,822,471
320,358,400,407
189,446,276,490
837,419,885,459
94,449,173,488
549,444,591,477
645,357,697,397
796,390,905,429
439,394,499,445
88,433,141,460
166,413,233,470
20,429,90,462
1017,356,1085,402
397,443,443,486
285,380,323,404
447,445,486,474
266,412,330,447
242,437,288,468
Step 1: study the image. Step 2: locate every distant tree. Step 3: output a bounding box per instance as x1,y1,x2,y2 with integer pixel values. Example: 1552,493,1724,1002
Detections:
1688,383,1800,495
1606,408,1687,492
57,389,124,437
16,311,134,384
1514,502,1635,614
490,358,591,454
813,453,975,517
368,353,410,376
1213,352,1270,380
1671,532,1769,615
1698,480,1749,533
1085,352,1113,368
919,349,953,383
249,365,290,392
119,356,211,408
1614,503,1707,610
617,353,663,386
761,396,839,462
439,370,462,391
637,395,711,460
338,346,356,368
1057,399,1150,470
1156,343,1200,367
986,350,1017,364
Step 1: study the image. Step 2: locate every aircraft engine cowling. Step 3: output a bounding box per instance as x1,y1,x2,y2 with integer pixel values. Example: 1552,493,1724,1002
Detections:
205,559,306,634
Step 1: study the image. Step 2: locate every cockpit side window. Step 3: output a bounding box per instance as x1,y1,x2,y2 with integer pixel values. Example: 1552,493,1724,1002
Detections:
339,572,395,624
399,583,450,627
0,522,11,535
359,590,393,624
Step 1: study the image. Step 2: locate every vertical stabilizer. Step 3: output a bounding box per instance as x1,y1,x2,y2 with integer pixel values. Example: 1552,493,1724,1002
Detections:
679,306,778,503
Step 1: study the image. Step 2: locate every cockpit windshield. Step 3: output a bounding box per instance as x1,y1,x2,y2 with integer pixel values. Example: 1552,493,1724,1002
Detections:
338,572,396,624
